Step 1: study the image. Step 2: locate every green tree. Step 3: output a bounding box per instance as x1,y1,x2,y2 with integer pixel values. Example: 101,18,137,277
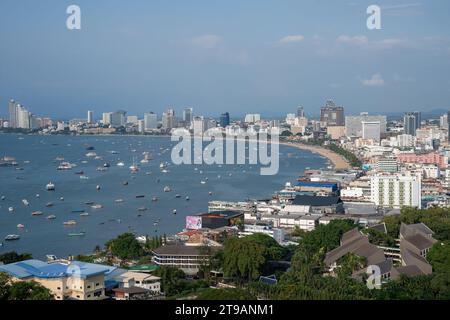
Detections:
105,233,144,260
7,281,54,300
0,252,33,264
428,241,450,273
196,288,256,300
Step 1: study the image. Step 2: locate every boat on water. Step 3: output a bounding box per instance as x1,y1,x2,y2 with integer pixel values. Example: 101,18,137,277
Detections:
47,215,56,220
22,199,30,206
152,196,158,202
140,152,153,163
63,220,77,226
71,209,85,213
137,207,148,212
96,185,101,191
17,224,25,228
123,181,129,186
60,197,64,201
103,163,111,168
86,152,97,157
117,161,125,167
4,234,20,241
31,211,43,216
96,167,108,172
186,196,190,201
8,207,14,212
175,194,181,198
75,171,84,175
55,156,65,161
91,204,103,209
68,231,85,237
200,181,206,184
46,202,54,207
135,195,145,199
164,186,171,192
115,199,124,203
80,213,89,217
46,182,55,191
85,201,95,205
160,162,168,169
80,175,89,180
173,209,177,215
209,191,213,195
57,162,73,170
86,146,95,151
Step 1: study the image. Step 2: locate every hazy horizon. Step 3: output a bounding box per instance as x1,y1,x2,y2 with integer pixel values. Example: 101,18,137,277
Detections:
1,0,450,119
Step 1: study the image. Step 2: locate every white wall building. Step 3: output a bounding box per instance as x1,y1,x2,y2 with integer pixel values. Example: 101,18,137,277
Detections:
370,174,421,209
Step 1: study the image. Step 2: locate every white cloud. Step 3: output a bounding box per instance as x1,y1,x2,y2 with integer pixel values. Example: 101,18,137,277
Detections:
336,35,369,46
191,34,222,49
279,35,305,44
361,73,385,87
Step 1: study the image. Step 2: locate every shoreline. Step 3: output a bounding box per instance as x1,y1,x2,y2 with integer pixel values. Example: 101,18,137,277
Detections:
279,141,351,170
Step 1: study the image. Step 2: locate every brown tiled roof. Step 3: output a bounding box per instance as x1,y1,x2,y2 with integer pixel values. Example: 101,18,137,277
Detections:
404,233,436,250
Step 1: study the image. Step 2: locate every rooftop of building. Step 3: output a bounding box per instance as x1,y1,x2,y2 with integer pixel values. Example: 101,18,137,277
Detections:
0,259,116,280
292,195,342,206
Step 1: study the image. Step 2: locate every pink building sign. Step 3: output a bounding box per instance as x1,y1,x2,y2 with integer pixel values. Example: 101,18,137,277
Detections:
186,216,202,230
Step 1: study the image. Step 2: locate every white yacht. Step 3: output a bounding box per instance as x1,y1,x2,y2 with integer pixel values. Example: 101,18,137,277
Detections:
46,182,55,191
164,186,171,192
4,234,20,241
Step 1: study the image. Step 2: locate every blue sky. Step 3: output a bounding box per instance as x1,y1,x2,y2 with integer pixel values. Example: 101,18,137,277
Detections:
0,0,450,119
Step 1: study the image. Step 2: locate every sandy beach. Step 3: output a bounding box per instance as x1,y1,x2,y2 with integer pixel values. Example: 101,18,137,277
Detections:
280,141,351,170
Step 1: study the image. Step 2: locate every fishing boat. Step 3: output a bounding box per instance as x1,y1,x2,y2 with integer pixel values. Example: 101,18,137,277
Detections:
186,196,190,201
80,213,89,217
117,161,125,167
63,220,77,226
31,211,43,216
46,202,54,207
86,152,97,157
173,209,177,215
8,207,14,212
164,186,171,192
115,199,124,203
103,163,111,168
200,180,206,185
68,231,85,237
47,215,56,220
22,199,30,206
46,182,56,191
135,195,145,199
4,234,20,241
123,181,129,186
36,194,40,198
209,191,213,195
137,207,148,212
96,185,101,191
60,197,64,201
175,194,181,198
91,204,103,209
17,224,25,228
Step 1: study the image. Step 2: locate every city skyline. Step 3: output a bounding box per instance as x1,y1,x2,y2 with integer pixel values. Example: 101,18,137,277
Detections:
1,0,450,118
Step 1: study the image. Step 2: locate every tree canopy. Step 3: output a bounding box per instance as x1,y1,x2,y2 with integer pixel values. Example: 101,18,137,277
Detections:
105,233,144,260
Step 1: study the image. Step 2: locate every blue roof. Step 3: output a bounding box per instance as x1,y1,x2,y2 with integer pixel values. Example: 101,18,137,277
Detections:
0,259,116,279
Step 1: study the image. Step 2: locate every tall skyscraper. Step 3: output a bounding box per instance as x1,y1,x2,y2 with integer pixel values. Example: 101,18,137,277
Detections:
102,112,112,125
183,108,193,124
320,100,344,127
220,112,230,128
144,112,158,130
447,110,450,142
111,110,127,127
404,112,421,136
87,111,93,124
8,99,17,128
162,108,175,130
244,114,261,123
297,106,305,118
345,113,387,137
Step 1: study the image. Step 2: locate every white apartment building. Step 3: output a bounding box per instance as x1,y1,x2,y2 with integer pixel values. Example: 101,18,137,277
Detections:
370,174,421,209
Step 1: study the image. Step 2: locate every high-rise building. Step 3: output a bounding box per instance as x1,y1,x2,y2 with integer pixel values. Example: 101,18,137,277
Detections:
297,106,305,118
102,112,112,125
87,111,93,124
111,110,126,127
219,112,230,128
17,104,31,129
8,99,18,128
193,116,206,135
404,111,421,136
183,108,193,124
126,115,139,125
447,110,450,142
370,174,421,209
144,112,158,130
162,108,175,130
345,113,387,137
362,121,381,142
320,100,344,127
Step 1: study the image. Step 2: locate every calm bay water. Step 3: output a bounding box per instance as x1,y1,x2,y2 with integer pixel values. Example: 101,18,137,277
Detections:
0,134,327,259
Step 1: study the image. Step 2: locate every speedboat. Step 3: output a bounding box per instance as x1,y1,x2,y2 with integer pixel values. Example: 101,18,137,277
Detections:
46,202,54,207
63,220,77,226
117,161,125,167
164,186,171,192
115,199,124,203
17,224,25,228
173,209,177,215
47,215,56,220
57,162,73,170
186,196,190,201
46,182,56,191
31,211,43,216
8,207,14,213
137,207,148,212
80,213,89,217
91,204,103,209
152,196,158,202
22,199,30,206
4,234,20,241
175,194,181,198
86,152,97,157
200,181,206,185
